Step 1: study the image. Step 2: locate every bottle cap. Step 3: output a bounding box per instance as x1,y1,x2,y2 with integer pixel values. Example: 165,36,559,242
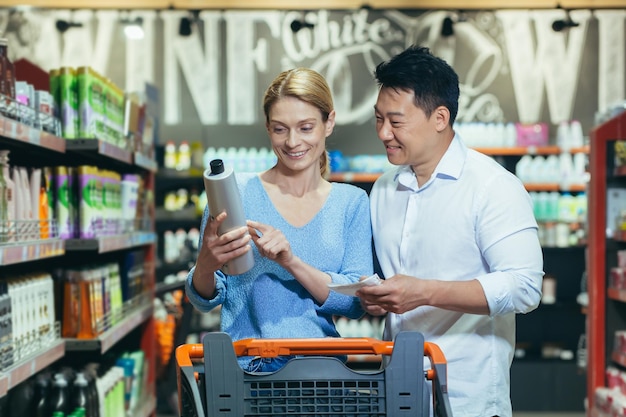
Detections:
210,159,225,175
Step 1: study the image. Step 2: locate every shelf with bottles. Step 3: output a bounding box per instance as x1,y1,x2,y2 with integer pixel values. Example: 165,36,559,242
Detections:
530,187,587,248
0,59,159,412
596,346,626,415
0,72,61,136
0,110,65,153
155,173,204,220
1,132,156,261
458,120,587,150
156,257,194,283
474,145,589,156
327,146,589,186
587,108,626,412
328,171,588,193
64,293,154,354
158,228,198,282
0,221,64,265
0,337,65,398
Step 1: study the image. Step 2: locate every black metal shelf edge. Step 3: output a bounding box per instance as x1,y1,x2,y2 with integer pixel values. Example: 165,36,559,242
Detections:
64,232,156,253
65,138,133,165
156,280,186,295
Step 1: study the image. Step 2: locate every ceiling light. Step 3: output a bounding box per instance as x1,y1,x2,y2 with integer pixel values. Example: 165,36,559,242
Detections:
121,17,144,40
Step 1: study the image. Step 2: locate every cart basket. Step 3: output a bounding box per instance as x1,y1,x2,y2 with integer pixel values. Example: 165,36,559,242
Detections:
176,331,452,417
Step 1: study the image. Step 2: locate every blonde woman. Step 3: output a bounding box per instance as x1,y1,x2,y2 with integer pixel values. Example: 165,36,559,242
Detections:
186,68,373,372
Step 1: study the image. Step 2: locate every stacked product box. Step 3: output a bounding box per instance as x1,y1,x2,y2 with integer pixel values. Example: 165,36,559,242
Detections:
49,66,126,147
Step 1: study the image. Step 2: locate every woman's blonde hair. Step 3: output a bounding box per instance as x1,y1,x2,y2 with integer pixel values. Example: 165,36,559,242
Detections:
263,68,333,178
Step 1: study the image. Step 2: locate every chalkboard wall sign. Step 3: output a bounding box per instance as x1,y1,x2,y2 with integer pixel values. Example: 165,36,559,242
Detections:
0,8,623,154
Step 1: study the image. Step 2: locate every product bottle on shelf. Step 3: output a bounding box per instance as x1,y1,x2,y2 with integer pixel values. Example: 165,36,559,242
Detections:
71,372,90,417
49,372,71,416
0,150,14,242
34,373,51,417
83,363,100,417
164,141,177,169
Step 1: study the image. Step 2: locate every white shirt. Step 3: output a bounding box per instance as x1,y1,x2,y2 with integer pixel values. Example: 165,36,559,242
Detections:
370,135,544,417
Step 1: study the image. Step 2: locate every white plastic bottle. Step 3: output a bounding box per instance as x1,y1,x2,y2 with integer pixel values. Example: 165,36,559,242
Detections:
12,166,23,242
504,122,517,147
570,120,585,148
164,141,177,169
0,150,14,242
203,159,254,275
177,141,191,171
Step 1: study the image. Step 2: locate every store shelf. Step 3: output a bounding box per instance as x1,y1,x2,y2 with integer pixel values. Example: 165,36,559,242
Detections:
0,87,159,408
0,239,64,265
0,338,65,398
157,168,203,179
64,231,156,253
538,301,585,310
611,351,626,368
473,145,589,156
155,207,199,222
0,114,65,153
65,300,154,354
607,287,626,303
156,279,185,295
134,151,158,172
329,172,382,183
587,110,626,410
542,245,586,251
65,138,133,165
523,183,587,192
330,173,590,188
157,258,194,274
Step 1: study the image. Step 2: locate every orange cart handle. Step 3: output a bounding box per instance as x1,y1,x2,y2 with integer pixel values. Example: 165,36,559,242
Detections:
176,337,447,381
233,337,394,357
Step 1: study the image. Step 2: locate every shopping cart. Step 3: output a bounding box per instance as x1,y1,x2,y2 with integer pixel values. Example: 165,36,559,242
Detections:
175,331,453,417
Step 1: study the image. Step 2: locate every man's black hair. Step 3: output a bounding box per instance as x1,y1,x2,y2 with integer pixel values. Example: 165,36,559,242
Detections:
374,45,460,126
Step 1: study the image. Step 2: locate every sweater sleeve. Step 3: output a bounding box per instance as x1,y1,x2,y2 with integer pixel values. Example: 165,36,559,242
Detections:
317,187,372,319
185,205,227,312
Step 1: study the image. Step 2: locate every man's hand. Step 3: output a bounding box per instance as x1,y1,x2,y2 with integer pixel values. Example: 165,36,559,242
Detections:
357,274,430,314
